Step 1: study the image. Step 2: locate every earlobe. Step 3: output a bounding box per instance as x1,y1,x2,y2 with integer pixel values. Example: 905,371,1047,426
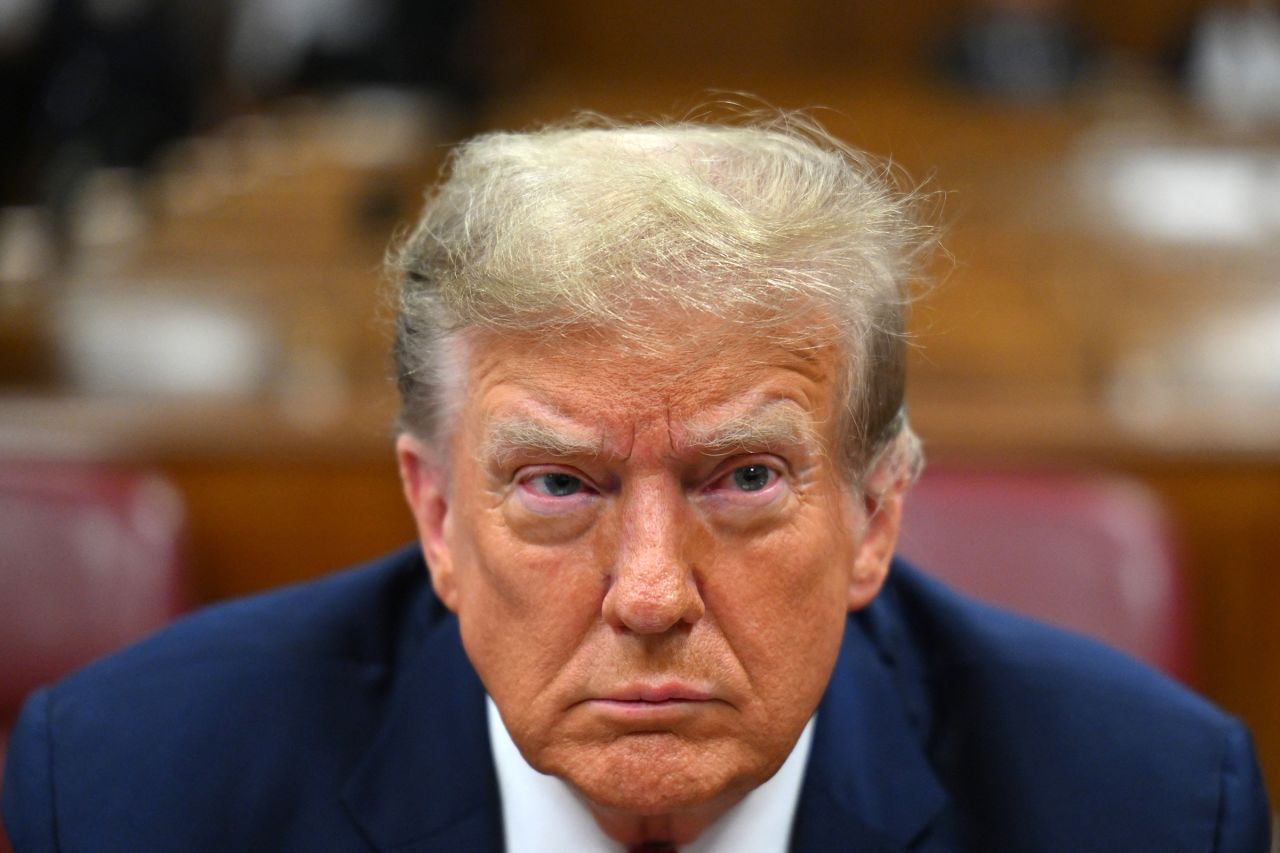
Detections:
395,434,459,611
847,490,903,612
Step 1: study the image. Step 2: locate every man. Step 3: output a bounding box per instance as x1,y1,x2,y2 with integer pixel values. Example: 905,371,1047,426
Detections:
3,115,1271,851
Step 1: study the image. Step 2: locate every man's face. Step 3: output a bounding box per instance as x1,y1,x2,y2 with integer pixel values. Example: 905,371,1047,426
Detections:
398,319,901,823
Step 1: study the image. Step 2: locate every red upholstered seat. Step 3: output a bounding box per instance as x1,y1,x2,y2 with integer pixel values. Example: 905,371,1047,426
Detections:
898,466,1193,682
0,460,190,850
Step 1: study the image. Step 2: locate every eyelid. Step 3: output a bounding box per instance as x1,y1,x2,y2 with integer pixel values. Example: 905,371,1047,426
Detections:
711,453,788,477
518,464,587,482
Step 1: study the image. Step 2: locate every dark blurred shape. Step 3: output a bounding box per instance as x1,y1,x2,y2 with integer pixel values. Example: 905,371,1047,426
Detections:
938,0,1092,100
898,466,1193,683
0,459,190,789
0,0,54,206
0,0,204,211
2,0,492,214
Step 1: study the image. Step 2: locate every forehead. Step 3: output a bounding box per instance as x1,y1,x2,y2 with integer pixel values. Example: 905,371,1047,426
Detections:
455,321,845,447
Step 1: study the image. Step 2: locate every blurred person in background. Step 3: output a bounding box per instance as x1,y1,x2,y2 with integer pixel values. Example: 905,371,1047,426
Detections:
1183,0,1280,126
2,113,1271,851
226,0,487,119
0,0,203,207
0,0,486,225
937,0,1093,100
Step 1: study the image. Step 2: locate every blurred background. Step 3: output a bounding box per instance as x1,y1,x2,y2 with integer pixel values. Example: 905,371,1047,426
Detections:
2,0,1279,833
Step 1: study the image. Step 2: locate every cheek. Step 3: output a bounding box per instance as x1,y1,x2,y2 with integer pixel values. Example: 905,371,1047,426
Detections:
716,504,854,612
702,512,855,698
449,506,605,702
461,504,607,616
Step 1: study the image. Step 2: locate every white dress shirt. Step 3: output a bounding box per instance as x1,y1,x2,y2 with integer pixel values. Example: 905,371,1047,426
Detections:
487,697,815,853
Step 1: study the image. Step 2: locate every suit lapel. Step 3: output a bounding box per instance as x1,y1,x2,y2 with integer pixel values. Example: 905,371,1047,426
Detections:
790,589,949,852
341,597,504,852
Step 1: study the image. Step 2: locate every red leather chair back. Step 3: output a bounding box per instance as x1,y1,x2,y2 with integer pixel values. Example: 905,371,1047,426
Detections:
0,459,189,744
898,466,1193,682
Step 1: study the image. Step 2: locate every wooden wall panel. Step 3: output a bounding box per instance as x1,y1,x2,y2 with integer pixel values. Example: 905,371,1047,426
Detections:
511,0,1214,77
165,457,417,602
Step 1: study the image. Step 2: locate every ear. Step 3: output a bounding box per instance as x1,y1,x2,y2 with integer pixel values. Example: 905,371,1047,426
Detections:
847,488,903,612
396,433,459,611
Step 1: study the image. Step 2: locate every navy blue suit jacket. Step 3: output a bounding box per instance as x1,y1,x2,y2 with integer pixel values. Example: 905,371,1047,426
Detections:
3,546,1271,851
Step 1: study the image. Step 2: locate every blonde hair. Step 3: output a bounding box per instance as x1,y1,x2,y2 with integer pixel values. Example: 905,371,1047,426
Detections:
391,111,932,487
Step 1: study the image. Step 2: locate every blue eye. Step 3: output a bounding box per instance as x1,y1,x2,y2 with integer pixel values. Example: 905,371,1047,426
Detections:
731,464,773,492
533,472,583,497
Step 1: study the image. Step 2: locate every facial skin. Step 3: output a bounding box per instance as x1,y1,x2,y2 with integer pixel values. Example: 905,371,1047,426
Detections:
397,318,903,844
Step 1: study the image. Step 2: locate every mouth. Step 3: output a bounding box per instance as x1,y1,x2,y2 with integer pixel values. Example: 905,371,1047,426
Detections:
581,682,721,722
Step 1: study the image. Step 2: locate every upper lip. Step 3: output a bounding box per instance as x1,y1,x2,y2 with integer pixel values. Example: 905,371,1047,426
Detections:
598,682,714,702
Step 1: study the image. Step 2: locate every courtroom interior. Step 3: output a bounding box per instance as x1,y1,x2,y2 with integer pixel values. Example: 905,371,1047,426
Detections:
2,0,1279,847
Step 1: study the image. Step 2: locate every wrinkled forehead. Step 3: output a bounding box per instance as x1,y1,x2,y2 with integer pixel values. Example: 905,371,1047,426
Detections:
466,309,841,382
447,317,849,443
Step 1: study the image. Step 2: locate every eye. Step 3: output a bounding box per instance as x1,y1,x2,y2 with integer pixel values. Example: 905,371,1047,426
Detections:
508,467,599,534
530,472,584,497
731,464,773,492
514,468,598,509
704,460,785,502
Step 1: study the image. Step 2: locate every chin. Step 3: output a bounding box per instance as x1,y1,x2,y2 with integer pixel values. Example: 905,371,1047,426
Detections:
543,733,766,816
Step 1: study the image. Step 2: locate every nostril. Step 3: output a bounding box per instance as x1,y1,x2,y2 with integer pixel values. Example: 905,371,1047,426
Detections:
623,608,676,634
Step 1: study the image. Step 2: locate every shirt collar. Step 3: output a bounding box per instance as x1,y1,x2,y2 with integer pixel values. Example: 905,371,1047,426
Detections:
487,697,815,853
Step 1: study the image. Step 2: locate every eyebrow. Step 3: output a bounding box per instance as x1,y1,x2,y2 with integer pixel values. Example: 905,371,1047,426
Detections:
481,416,603,466
681,400,823,457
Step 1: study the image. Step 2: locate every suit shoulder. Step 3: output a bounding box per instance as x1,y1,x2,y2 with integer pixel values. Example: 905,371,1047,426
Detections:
38,544,439,756
871,559,1271,850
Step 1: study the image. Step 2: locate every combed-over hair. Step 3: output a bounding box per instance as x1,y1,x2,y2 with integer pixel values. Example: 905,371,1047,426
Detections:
391,111,931,488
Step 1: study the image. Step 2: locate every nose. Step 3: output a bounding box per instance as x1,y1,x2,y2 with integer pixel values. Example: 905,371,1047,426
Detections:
601,479,706,634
